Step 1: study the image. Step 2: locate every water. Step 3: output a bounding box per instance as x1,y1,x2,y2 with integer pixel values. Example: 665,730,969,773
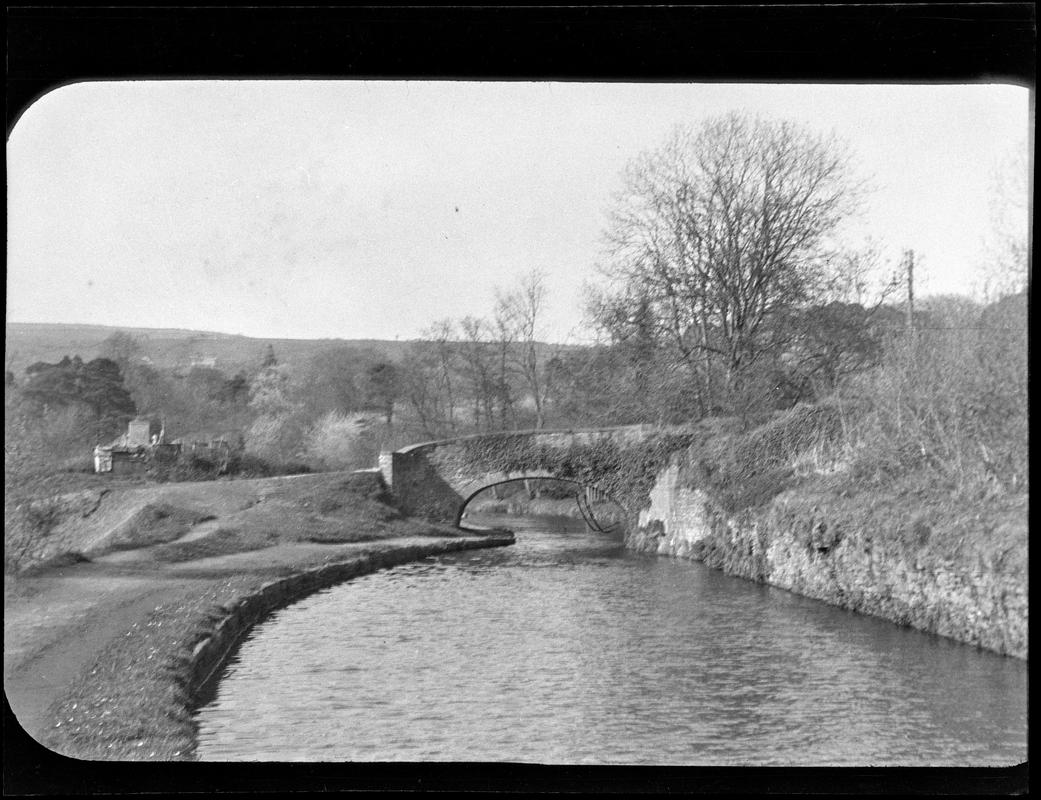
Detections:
193,516,1027,764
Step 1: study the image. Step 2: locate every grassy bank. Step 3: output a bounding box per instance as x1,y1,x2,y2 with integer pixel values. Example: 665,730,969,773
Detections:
5,470,448,574
5,468,514,760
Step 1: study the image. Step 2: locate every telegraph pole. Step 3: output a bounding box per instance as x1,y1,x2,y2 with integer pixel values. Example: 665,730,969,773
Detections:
904,249,916,333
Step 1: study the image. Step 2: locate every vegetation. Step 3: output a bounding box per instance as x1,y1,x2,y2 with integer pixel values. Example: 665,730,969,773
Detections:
836,293,1028,499
977,138,1030,301
590,114,870,419
686,402,845,514
5,112,1027,574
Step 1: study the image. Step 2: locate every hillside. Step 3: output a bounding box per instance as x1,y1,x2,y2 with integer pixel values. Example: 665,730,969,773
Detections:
4,322,576,376
4,322,412,375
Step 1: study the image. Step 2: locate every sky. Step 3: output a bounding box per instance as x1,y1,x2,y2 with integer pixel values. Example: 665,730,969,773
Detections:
6,81,1032,344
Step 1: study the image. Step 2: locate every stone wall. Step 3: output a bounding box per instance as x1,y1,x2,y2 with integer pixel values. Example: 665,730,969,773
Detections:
627,456,1027,659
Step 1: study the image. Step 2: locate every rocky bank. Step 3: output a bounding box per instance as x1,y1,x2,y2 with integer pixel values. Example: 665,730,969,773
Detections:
627,458,1027,659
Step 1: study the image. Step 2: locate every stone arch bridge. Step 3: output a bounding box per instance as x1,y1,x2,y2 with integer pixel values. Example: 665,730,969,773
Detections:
378,425,685,527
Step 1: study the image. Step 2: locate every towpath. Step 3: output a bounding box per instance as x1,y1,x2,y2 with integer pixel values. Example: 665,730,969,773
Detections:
4,534,502,752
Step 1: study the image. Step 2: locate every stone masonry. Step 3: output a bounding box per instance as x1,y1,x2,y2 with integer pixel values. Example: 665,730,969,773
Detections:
379,426,656,524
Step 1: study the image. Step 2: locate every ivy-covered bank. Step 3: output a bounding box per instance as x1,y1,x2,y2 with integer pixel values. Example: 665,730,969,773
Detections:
626,405,1028,659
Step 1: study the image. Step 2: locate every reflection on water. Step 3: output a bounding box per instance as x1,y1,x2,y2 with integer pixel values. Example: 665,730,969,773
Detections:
194,516,1027,764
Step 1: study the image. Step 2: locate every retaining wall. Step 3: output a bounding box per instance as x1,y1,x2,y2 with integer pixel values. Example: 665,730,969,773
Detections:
627,461,1027,659
186,534,514,706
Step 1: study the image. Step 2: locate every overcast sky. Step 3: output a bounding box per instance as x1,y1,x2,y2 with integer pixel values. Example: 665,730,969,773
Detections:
7,81,1031,343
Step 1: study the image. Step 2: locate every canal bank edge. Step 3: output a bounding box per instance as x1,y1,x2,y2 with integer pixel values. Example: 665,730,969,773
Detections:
627,459,1027,659
27,532,514,761
185,534,515,744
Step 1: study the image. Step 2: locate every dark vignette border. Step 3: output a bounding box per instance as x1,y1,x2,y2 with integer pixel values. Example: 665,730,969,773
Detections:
7,4,1037,134
4,3,1033,796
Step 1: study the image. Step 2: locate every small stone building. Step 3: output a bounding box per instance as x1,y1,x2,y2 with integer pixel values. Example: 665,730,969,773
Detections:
93,417,171,475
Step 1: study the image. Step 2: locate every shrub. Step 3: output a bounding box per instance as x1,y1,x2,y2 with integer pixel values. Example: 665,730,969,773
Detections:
245,410,309,470
690,402,846,513
228,453,276,478
302,411,383,471
150,453,222,483
834,295,1027,497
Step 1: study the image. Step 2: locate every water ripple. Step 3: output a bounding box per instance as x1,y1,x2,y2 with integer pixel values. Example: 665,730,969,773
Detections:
195,516,1027,765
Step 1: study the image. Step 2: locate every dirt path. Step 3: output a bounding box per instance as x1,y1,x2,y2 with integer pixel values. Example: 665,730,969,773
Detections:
5,566,207,742
4,535,499,749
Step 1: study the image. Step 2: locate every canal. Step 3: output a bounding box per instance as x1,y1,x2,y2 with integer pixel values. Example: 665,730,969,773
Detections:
193,515,1027,764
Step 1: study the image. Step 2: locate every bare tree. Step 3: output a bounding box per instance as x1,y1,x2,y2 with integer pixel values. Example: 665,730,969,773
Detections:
361,361,400,432
429,320,459,435
821,239,900,308
399,343,442,439
458,316,497,432
597,113,865,412
496,269,552,429
399,320,460,439
979,139,1030,300
491,296,516,430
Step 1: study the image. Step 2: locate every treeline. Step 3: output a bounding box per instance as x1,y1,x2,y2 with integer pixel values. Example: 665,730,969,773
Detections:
5,112,1027,505
3,336,403,478
574,113,1028,498
3,268,576,480
5,285,1025,502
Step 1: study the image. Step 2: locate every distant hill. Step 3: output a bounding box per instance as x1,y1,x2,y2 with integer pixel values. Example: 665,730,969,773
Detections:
4,322,412,376
4,322,579,377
